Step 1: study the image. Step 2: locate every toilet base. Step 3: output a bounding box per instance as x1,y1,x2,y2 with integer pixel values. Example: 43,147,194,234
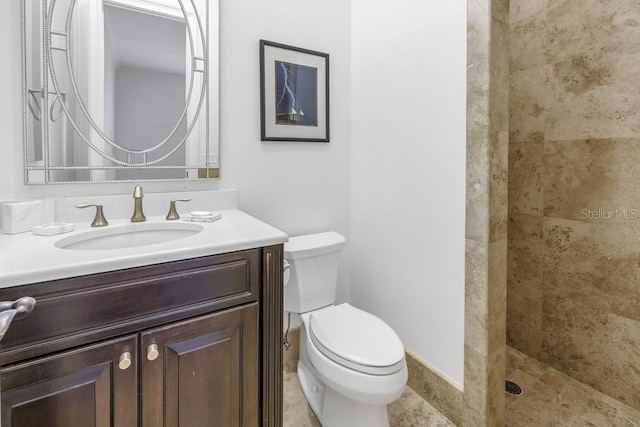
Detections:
297,361,391,427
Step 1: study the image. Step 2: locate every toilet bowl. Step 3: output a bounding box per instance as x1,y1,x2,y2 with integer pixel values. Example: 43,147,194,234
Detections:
284,232,408,427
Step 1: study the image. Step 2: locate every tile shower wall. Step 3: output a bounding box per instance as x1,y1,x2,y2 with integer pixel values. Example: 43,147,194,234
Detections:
508,0,640,411
464,0,510,425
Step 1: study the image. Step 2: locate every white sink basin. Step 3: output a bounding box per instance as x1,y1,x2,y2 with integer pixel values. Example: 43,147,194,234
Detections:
55,222,204,251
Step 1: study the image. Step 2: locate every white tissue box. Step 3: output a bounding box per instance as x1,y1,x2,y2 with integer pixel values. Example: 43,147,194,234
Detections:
2,200,44,234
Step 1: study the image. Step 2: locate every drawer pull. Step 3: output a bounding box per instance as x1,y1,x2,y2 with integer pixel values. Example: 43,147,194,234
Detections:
0,297,36,342
118,352,132,370
147,344,159,361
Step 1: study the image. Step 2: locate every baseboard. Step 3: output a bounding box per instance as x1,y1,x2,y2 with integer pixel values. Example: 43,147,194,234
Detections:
405,348,463,426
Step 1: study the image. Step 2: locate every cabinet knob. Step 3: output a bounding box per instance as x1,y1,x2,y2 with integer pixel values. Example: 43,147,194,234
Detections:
147,344,159,361
118,352,132,370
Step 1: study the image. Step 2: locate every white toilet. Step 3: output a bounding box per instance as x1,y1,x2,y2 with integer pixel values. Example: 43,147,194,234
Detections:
284,231,408,427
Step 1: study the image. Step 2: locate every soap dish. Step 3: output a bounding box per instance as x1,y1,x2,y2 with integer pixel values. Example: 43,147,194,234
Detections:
32,223,75,236
182,212,222,223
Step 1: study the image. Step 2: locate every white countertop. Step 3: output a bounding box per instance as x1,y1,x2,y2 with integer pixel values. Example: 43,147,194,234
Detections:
0,209,288,288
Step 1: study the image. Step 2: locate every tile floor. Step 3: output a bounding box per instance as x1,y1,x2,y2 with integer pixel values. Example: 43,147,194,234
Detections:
284,348,640,426
506,347,640,427
283,365,455,427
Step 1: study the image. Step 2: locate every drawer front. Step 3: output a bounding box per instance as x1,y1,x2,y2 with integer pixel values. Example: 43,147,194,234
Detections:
0,250,260,365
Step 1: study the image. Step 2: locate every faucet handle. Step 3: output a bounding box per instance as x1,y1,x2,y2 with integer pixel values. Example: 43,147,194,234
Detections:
76,204,109,227
166,199,191,220
133,185,143,198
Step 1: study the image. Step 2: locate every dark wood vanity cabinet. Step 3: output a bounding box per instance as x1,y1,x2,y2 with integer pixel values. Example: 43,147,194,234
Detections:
0,245,284,427
1,334,139,427
141,303,259,427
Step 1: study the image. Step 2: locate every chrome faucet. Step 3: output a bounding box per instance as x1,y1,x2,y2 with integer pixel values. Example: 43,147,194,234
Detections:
131,185,146,222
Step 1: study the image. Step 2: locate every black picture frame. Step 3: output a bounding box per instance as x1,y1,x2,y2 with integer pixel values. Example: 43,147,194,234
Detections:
260,40,330,142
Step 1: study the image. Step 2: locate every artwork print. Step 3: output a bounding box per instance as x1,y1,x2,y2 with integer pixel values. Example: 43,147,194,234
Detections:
274,61,318,127
260,40,329,142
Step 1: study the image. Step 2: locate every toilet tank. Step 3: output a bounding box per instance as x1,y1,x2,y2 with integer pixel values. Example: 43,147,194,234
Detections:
284,232,346,314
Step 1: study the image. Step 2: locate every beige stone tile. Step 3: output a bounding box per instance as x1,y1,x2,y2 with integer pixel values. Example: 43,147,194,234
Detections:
490,16,510,136
506,346,528,374
505,391,520,409
465,239,489,354
510,7,547,72
616,403,640,426
569,417,598,427
511,0,548,26
487,348,507,426
543,138,640,223
465,239,507,356
488,130,509,242
536,368,571,396
509,66,553,143
466,133,490,242
491,0,509,24
517,353,547,379
545,0,640,63
467,82,490,135
541,295,640,411
463,346,505,426
581,393,621,427
388,387,456,427
557,380,595,414
283,370,321,427
544,52,640,140
542,217,640,322
405,350,463,426
504,346,640,425
507,214,543,355
467,0,509,245
505,389,575,427
506,288,542,359
487,240,507,351
507,213,543,288
488,131,509,242
508,141,544,216
467,0,491,87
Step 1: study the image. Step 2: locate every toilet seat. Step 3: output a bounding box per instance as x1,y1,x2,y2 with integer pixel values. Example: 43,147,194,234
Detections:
309,304,405,375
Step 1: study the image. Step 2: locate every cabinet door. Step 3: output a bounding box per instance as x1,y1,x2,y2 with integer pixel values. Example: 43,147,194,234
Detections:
141,303,259,427
0,335,138,427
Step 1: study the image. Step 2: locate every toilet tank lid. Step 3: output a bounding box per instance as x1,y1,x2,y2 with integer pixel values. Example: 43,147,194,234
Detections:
284,231,346,259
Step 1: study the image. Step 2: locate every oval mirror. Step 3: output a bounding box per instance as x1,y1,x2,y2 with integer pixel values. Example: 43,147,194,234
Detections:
22,0,218,183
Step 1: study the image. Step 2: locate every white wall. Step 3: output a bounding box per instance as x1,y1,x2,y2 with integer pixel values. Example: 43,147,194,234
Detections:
350,0,466,386
218,0,352,302
0,0,23,201
218,0,351,239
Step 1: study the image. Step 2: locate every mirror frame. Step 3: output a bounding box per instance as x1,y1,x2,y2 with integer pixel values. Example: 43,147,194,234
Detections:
21,0,219,184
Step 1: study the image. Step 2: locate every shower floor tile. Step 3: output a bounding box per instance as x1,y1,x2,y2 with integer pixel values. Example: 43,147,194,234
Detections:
506,347,640,427
283,364,456,427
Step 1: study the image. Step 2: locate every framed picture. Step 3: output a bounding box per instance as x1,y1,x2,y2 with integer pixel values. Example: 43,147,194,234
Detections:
260,40,329,142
